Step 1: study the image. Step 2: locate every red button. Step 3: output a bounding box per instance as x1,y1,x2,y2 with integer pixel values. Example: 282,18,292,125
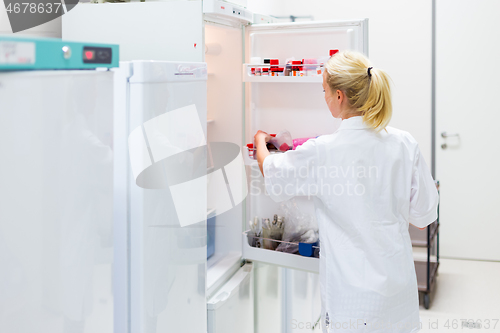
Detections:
85,51,94,60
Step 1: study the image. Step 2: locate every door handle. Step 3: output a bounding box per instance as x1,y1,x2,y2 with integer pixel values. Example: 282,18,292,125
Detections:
441,131,459,138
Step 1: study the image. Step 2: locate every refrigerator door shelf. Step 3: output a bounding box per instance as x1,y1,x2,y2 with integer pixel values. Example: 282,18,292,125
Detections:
243,64,324,82
244,75,323,83
242,231,319,273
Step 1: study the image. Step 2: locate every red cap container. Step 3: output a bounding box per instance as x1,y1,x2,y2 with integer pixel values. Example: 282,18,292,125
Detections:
270,59,279,65
291,60,302,70
329,49,339,56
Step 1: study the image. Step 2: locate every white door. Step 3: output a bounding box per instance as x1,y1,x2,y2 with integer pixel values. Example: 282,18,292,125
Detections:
436,0,500,261
0,71,114,333
120,61,208,333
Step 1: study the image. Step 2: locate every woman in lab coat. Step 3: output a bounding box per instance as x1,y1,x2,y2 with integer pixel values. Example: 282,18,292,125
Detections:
254,51,438,333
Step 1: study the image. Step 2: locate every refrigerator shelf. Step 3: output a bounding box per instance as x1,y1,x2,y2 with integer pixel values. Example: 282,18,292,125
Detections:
243,64,323,83
242,231,319,273
243,75,323,83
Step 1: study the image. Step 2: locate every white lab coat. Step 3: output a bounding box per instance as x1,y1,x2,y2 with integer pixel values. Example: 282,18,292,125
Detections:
263,116,438,333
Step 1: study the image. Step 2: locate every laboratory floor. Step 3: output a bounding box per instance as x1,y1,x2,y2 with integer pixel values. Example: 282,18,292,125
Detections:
418,258,500,332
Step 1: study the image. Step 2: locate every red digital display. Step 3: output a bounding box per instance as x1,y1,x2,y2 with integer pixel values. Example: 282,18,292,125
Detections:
84,50,95,60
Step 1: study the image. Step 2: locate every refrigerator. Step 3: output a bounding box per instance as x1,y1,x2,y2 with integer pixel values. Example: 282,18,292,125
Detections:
62,2,368,332
113,60,209,333
0,36,118,333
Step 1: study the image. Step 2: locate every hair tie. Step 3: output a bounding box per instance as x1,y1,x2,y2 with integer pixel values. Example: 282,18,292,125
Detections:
367,67,373,77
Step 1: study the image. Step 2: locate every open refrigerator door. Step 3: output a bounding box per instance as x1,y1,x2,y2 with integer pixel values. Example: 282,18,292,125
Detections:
242,19,369,332
204,15,253,333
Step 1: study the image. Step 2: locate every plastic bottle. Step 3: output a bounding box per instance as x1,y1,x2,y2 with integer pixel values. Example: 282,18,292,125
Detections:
291,61,302,77
316,64,323,76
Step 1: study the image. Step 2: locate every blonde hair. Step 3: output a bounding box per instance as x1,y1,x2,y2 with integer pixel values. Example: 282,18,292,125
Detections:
324,51,392,131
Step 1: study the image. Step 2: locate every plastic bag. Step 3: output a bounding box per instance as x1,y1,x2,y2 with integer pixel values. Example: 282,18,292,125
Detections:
276,198,319,253
248,217,262,248
262,216,284,250
268,130,293,152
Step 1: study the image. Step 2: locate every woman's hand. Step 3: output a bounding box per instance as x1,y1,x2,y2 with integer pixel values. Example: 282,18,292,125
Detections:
254,130,271,145
254,130,271,177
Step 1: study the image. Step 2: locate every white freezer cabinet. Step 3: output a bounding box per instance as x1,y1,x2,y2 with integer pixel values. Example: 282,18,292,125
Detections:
0,69,115,333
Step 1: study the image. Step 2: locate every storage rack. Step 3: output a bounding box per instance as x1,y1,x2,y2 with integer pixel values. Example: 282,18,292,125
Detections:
409,181,440,309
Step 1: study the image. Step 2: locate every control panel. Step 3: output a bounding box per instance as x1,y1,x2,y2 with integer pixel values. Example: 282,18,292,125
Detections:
203,0,253,24
0,36,118,70
83,46,113,64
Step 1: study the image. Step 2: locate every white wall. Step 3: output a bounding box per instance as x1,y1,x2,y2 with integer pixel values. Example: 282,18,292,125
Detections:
0,5,62,37
1,0,432,162
1,1,432,162
248,0,433,164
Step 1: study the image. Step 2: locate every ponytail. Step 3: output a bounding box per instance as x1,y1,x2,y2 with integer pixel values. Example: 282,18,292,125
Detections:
325,51,392,131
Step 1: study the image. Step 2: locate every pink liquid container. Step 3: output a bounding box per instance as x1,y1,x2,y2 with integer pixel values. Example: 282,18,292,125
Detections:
293,137,316,150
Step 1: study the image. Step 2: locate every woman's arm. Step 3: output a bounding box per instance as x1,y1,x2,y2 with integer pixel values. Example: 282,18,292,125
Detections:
259,135,320,203
254,130,271,177
408,145,439,229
